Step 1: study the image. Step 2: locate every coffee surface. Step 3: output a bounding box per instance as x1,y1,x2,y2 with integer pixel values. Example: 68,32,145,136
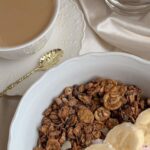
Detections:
0,0,54,47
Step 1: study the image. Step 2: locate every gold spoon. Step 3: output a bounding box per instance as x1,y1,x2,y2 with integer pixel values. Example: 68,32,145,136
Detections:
0,49,64,97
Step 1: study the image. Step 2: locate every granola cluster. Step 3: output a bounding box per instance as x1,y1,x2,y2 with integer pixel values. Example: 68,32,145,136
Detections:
34,78,150,150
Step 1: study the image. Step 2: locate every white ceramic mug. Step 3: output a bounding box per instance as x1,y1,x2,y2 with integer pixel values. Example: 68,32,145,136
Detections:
0,0,59,60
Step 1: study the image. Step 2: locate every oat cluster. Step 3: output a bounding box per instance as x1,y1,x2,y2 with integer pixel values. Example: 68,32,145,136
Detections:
34,78,150,150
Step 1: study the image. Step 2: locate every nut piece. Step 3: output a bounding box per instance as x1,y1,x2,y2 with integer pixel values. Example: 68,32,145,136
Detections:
78,108,94,124
72,142,81,150
93,122,104,131
68,97,78,106
110,85,127,96
85,134,92,146
43,108,52,117
103,93,122,110
39,125,49,135
94,107,110,122
46,139,60,150
50,112,59,120
92,130,101,139
84,125,93,134
106,118,119,129
78,84,85,93
73,123,82,137
48,123,55,132
59,132,66,145
55,98,62,106
139,100,145,110
64,87,73,96
68,115,78,127
80,133,86,145
58,106,70,120
49,130,61,138
78,94,91,105
101,79,117,93
42,117,51,126
85,82,94,90
67,128,75,139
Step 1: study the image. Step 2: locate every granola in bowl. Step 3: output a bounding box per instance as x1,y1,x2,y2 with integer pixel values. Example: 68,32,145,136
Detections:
34,78,150,150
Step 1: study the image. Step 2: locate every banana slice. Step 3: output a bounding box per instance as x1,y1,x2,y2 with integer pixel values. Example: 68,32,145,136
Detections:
136,108,150,145
85,143,115,150
105,122,144,150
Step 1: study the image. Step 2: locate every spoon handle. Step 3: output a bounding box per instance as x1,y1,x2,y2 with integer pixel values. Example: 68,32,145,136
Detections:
0,67,40,97
0,49,63,97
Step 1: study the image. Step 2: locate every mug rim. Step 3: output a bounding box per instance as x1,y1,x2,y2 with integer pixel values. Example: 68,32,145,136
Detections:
0,0,60,52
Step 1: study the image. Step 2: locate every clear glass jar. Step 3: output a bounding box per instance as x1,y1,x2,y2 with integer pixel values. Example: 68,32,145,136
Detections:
105,0,150,15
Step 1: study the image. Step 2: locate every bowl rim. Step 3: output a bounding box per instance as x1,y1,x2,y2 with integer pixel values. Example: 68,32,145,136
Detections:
7,52,150,150
0,0,60,52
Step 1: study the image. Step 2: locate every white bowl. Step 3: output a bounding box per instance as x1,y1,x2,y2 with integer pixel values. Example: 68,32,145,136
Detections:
8,52,150,150
0,0,59,60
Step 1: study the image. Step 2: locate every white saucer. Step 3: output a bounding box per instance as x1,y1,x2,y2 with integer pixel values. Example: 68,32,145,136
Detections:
0,0,85,96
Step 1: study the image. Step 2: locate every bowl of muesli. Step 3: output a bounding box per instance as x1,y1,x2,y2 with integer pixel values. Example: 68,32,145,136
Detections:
8,52,150,150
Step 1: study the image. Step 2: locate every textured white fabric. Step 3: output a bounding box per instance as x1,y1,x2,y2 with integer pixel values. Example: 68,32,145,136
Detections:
79,0,150,59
